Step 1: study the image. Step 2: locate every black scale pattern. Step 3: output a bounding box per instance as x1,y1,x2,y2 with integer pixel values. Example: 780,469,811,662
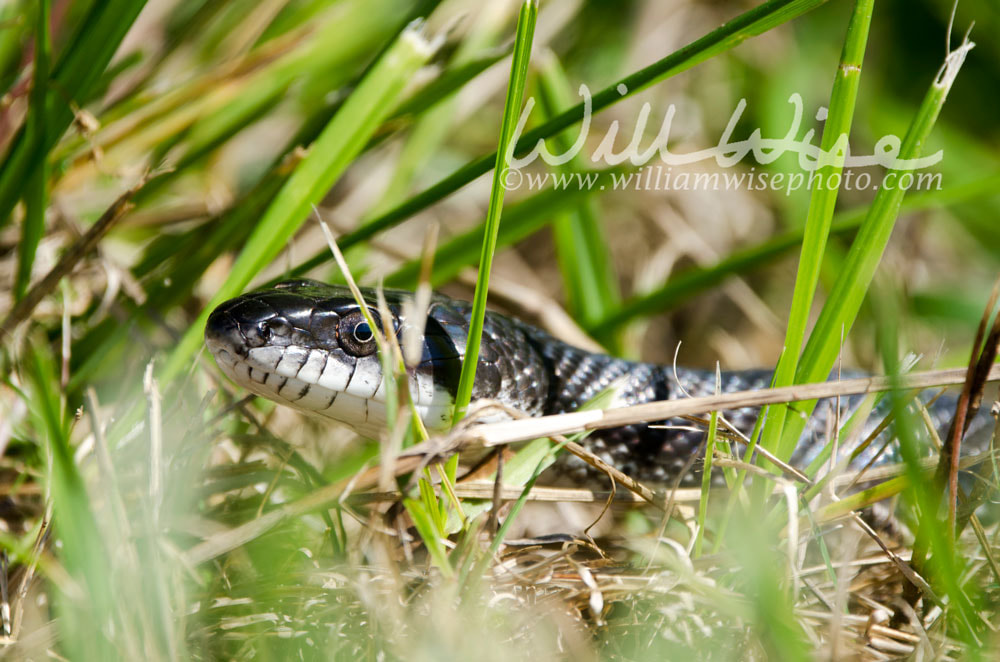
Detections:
444,305,987,487
522,325,775,485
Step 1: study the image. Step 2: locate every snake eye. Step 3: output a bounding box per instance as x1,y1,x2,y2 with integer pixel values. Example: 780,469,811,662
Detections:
339,311,379,356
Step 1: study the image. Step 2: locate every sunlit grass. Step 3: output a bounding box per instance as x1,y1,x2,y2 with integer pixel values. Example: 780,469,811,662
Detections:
754,0,874,485
452,0,537,423
0,0,997,659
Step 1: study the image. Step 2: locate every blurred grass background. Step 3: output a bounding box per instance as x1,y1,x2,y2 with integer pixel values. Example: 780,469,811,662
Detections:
0,0,998,659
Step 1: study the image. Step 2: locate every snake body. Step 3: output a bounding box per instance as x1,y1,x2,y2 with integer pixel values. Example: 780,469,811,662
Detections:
205,280,980,485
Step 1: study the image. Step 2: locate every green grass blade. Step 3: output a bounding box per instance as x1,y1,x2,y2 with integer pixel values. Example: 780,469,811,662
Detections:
103,0,413,205
451,0,537,423
369,8,509,218
694,378,721,559
25,343,113,657
390,48,511,121
757,0,874,471
0,2,30,95
18,169,46,299
450,438,557,528
0,0,148,228
161,22,439,383
872,287,982,643
403,496,455,577
779,39,974,457
537,52,620,331
14,0,50,302
132,79,288,204
485,440,562,560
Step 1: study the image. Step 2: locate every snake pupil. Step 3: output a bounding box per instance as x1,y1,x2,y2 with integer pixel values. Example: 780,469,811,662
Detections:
353,322,373,343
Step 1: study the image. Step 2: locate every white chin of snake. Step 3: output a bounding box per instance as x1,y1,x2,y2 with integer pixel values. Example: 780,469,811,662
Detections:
208,342,453,439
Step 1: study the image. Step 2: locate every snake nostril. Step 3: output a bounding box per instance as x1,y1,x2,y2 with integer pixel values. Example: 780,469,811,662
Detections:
205,310,252,359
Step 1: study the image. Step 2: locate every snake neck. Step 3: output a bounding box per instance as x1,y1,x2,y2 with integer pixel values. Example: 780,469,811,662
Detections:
521,329,666,414
520,324,774,415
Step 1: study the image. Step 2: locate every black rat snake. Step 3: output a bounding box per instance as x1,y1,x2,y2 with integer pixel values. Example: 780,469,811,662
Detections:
205,279,991,486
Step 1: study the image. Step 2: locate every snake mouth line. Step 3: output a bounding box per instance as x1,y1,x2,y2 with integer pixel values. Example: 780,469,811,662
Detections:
214,352,383,437
209,329,453,436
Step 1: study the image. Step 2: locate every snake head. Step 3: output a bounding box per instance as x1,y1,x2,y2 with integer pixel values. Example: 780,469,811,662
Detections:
204,280,456,436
